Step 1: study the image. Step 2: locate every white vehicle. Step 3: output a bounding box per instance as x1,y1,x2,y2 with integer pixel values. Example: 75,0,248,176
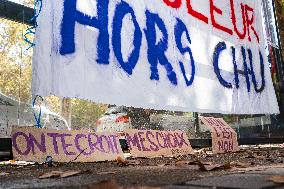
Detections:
96,106,131,133
96,106,195,134
0,93,70,139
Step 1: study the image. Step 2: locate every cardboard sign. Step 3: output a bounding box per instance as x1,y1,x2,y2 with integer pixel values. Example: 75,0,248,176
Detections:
32,0,279,114
11,127,124,162
200,117,239,154
124,129,193,158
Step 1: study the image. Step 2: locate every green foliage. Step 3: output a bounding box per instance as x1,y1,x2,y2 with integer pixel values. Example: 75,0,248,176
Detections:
0,19,32,103
0,18,107,129
71,99,107,129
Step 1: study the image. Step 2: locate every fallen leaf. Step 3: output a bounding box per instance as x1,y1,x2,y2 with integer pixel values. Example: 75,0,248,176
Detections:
133,187,161,189
244,152,266,160
195,160,231,171
157,163,166,167
175,160,190,166
81,169,92,174
86,180,119,189
38,171,63,179
244,151,255,158
194,149,208,156
244,154,255,159
9,160,16,163
117,156,127,165
116,157,140,166
230,162,250,168
60,170,82,178
39,170,90,179
256,156,266,160
267,176,284,184
86,180,162,189
232,166,267,172
97,171,117,175
196,161,213,166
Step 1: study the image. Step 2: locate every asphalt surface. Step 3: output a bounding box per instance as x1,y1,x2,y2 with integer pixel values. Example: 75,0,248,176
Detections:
1,147,284,189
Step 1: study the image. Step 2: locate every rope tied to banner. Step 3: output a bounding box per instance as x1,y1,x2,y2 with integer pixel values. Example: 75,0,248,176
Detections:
24,0,42,50
23,0,44,128
32,95,44,128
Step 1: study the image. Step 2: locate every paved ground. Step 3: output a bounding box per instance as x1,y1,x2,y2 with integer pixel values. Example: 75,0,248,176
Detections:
1,147,284,189
183,168,284,189
2,166,284,189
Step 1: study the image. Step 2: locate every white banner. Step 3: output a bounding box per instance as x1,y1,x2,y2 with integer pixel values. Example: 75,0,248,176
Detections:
32,0,279,114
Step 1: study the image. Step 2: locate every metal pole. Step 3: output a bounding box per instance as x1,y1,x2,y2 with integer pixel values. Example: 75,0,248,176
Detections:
194,112,199,134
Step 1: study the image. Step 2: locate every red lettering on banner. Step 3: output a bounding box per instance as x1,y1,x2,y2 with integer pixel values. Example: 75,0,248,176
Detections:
230,0,247,39
159,0,260,44
163,0,182,8
209,0,233,35
245,4,259,43
186,0,209,24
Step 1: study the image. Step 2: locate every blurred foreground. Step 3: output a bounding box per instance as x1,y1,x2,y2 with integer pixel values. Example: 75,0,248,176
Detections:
1,146,284,189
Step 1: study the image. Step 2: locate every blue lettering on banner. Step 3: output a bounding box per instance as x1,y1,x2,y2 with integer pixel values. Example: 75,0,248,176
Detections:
231,47,240,89
112,1,142,75
213,42,233,89
247,49,265,93
175,18,195,86
213,42,265,93
59,1,266,92
60,0,110,65
242,46,251,92
144,10,177,85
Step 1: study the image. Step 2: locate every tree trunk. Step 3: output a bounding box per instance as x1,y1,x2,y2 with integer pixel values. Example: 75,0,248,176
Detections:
61,97,72,128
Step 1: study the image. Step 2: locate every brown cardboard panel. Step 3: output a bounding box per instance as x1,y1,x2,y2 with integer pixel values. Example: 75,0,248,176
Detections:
11,126,124,162
124,129,194,158
200,117,239,154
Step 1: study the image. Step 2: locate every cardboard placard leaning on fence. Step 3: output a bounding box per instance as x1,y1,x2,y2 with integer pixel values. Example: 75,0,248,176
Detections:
124,129,194,158
200,116,239,154
11,126,124,162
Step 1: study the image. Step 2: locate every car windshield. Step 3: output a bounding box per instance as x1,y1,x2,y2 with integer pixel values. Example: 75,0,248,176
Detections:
105,106,126,115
